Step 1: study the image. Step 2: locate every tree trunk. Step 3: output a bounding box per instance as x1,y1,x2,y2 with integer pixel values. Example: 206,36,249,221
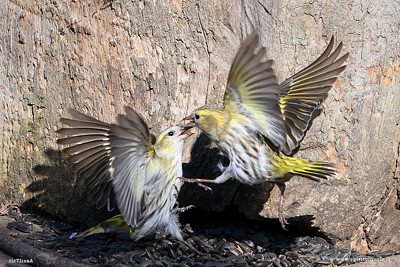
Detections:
1,0,399,252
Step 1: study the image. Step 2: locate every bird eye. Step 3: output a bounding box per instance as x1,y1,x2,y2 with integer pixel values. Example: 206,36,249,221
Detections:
168,131,174,136
195,114,200,120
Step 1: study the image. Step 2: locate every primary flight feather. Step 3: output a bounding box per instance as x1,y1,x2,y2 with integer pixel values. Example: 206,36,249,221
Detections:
183,33,348,229
57,107,192,242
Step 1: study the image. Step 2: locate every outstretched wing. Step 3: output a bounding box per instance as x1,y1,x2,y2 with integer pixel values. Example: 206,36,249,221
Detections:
57,109,117,210
224,32,286,149
279,37,349,154
57,107,156,228
108,107,156,227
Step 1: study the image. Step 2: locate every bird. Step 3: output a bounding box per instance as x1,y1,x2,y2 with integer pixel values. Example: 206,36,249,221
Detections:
74,204,196,240
182,32,348,229
57,107,196,248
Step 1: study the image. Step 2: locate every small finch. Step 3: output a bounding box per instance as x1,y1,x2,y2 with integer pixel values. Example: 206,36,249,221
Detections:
75,205,195,240
57,107,194,246
183,33,348,229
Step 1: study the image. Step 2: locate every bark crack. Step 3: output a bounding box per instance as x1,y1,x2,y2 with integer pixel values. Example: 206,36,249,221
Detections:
395,141,400,210
258,0,273,18
196,1,211,105
364,141,400,249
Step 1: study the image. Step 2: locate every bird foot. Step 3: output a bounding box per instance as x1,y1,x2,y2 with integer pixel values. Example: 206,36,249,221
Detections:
177,205,196,213
179,177,213,192
278,202,301,230
279,212,289,231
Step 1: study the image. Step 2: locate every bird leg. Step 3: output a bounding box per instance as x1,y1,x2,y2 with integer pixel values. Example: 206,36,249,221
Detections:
179,177,213,192
177,205,196,213
179,171,231,192
277,183,289,231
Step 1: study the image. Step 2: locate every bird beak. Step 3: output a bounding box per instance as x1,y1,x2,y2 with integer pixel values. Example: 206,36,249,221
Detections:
178,126,193,138
182,115,195,127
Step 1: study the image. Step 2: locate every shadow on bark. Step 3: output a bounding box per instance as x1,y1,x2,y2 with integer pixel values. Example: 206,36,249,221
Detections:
179,133,241,213
24,135,327,234
22,148,116,230
179,132,328,235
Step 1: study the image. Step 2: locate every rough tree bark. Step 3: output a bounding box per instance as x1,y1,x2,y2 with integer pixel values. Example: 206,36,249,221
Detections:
0,0,399,252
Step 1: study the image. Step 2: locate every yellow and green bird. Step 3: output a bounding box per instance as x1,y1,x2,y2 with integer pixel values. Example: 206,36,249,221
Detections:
183,33,348,229
57,107,193,242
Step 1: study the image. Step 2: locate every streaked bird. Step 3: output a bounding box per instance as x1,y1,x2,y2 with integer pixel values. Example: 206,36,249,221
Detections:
76,205,195,240
183,33,348,229
57,107,193,244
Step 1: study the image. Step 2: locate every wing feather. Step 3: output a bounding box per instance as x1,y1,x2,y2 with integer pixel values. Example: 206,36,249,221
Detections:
57,109,114,209
224,32,286,148
108,107,156,227
279,37,348,154
57,107,155,226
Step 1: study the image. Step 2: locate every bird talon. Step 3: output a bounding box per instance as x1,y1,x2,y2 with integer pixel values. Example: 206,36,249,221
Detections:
179,177,213,192
279,215,289,231
177,205,196,213
196,182,212,192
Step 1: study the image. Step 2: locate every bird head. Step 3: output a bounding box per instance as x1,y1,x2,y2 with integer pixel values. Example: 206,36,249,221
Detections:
182,108,230,142
154,125,192,158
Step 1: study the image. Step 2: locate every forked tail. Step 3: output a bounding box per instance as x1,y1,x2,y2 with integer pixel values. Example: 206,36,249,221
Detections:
273,154,336,181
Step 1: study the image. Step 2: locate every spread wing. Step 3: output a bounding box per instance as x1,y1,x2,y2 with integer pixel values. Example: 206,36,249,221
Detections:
224,32,286,149
108,107,156,227
57,109,117,211
57,107,156,227
279,37,349,154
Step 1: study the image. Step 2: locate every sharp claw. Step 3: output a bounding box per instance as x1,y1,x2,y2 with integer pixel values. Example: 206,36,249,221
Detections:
277,183,289,231
279,214,289,231
196,182,212,192
179,177,213,192
279,201,300,230
177,205,196,213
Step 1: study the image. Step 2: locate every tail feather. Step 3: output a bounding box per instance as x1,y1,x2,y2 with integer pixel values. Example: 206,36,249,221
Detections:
75,215,132,239
289,161,336,181
274,155,336,181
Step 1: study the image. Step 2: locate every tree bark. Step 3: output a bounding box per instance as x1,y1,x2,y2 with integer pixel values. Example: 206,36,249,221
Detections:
1,0,399,252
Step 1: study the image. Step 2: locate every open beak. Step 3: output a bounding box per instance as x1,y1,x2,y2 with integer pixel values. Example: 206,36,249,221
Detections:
178,126,193,138
182,115,195,127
